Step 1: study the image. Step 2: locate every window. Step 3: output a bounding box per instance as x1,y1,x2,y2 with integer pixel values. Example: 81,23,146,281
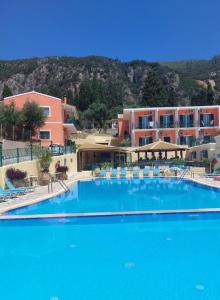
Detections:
190,151,197,160
201,150,208,159
40,131,51,140
138,115,153,129
203,135,211,144
160,115,174,128
40,106,51,117
164,136,171,143
200,113,214,127
180,136,194,147
179,114,194,128
139,136,153,146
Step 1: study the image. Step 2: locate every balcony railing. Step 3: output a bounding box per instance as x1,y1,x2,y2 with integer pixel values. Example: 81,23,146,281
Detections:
179,122,194,128
160,123,174,129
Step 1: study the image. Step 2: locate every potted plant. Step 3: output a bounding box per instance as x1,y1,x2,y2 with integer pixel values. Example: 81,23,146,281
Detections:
39,150,52,185
6,168,27,187
56,165,69,180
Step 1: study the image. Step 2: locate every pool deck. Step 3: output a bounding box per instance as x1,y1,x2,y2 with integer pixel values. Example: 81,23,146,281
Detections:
1,172,220,219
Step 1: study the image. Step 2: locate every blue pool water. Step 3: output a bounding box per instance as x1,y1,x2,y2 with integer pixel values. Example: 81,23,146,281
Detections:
7,178,220,215
1,214,220,300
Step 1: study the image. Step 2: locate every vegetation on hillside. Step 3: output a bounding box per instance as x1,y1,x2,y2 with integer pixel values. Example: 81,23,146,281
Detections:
1,55,220,128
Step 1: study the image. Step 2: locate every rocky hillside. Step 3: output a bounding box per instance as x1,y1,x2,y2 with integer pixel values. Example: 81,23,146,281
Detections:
0,55,220,123
0,56,200,105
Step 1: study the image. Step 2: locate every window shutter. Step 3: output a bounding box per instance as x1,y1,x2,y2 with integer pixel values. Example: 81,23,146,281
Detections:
190,114,193,127
170,115,174,126
139,137,142,146
138,117,142,129
160,116,163,128
180,115,183,127
200,114,203,127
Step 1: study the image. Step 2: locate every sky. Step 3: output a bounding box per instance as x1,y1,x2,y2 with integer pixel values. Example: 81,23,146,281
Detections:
1,0,220,62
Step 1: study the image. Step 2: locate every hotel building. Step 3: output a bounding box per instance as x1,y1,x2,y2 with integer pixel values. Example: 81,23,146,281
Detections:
118,106,220,147
4,91,78,147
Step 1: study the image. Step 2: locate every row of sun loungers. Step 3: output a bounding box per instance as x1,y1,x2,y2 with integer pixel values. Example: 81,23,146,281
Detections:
94,166,161,178
0,178,34,201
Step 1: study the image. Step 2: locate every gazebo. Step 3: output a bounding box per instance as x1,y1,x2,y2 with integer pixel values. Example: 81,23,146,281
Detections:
135,141,188,161
77,143,131,171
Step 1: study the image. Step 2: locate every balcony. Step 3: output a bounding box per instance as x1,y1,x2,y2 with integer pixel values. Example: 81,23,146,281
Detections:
63,117,77,134
179,122,194,128
160,122,174,129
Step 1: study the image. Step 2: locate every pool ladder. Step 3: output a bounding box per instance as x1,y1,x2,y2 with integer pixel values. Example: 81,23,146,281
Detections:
58,180,70,192
178,169,189,182
48,179,70,193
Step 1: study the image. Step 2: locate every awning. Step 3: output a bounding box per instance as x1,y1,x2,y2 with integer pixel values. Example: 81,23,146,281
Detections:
135,141,188,152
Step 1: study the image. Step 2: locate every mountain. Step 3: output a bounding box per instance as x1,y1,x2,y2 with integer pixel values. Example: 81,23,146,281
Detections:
161,55,220,91
0,55,220,121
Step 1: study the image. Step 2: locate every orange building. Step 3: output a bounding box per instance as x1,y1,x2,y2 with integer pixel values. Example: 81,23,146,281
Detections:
118,106,220,147
4,91,78,147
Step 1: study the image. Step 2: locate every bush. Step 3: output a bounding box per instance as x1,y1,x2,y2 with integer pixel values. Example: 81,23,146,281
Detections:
6,168,27,181
39,150,53,172
56,165,69,172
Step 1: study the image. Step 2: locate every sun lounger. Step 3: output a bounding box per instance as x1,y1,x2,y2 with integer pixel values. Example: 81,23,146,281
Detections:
143,166,150,177
99,168,107,177
120,168,127,177
0,186,18,199
153,166,160,176
110,169,118,177
4,178,34,194
132,166,140,178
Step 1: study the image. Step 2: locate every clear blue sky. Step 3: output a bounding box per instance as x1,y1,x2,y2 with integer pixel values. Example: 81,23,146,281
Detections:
1,0,220,61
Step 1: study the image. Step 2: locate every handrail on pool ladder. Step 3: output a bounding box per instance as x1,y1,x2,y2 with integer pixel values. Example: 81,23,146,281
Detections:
58,180,70,192
178,169,190,183
48,179,70,193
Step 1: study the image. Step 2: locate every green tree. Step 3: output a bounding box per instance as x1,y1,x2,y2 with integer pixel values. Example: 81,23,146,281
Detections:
206,82,215,105
141,69,169,107
2,84,12,98
83,102,108,128
22,101,46,139
0,103,22,139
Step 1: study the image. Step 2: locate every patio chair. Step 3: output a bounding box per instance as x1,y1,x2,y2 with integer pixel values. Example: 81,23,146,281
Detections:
99,168,107,177
120,168,127,177
110,168,118,177
132,166,140,178
143,166,150,177
153,166,160,176
4,178,34,194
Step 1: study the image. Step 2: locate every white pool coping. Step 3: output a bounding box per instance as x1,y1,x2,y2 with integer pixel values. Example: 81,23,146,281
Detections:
1,173,220,220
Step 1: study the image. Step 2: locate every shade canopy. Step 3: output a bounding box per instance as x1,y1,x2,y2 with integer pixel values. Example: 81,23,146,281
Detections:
135,141,187,152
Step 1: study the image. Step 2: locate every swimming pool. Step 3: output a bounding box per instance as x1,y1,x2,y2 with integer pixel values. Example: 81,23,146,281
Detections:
6,177,220,215
1,213,220,300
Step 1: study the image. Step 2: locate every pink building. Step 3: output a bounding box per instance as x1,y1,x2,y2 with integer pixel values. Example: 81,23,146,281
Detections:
4,91,78,147
118,106,220,147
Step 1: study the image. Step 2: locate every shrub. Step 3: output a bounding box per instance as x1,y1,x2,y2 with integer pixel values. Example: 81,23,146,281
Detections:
56,165,69,172
39,150,53,172
6,168,27,181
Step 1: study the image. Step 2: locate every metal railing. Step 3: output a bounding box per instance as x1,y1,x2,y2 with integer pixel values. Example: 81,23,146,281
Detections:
0,144,76,167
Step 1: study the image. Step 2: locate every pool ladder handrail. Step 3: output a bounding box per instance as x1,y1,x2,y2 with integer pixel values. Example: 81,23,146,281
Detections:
48,178,70,193
58,179,70,192
178,169,190,182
